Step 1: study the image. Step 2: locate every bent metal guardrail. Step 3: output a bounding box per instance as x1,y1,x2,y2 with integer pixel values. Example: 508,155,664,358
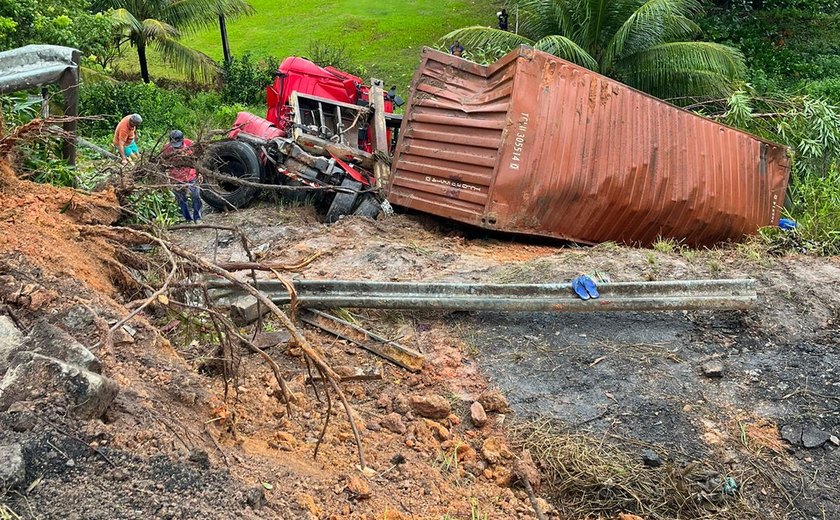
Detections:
207,279,757,325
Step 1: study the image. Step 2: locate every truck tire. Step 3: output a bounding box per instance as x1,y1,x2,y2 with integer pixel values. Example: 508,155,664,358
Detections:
353,195,381,219
325,178,362,223
201,140,261,211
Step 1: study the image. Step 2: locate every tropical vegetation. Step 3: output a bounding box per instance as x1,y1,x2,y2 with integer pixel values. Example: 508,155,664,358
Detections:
92,0,253,83
445,0,746,100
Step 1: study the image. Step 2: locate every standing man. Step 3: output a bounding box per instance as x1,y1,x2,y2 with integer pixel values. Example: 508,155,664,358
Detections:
497,8,509,31
449,40,465,57
163,130,202,223
113,113,142,164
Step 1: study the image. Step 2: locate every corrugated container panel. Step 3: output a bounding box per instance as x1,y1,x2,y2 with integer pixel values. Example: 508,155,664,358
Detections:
387,46,790,246
387,50,520,221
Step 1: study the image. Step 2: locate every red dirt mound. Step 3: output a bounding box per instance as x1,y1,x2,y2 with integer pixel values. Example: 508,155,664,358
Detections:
0,161,121,294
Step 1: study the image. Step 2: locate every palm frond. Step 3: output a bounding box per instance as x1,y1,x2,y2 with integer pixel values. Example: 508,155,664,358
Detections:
601,0,702,73
534,35,598,70
142,18,179,40
152,35,220,83
441,26,534,55
506,0,566,41
109,8,142,34
167,0,254,34
582,0,612,49
617,41,746,99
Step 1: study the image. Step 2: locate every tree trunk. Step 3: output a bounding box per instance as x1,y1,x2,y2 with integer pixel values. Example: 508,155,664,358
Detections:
219,14,231,64
137,38,150,83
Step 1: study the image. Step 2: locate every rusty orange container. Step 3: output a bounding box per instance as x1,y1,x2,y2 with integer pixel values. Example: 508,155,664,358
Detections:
386,46,790,246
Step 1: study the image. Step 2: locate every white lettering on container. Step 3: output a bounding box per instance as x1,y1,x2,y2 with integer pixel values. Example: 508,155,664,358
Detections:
424,176,482,192
509,112,529,170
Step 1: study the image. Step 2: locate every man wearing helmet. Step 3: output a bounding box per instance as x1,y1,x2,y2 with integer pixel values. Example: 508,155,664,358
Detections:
113,113,142,164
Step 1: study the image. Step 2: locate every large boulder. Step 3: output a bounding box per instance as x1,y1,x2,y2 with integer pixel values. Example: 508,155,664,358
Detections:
1,320,101,376
0,352,118,419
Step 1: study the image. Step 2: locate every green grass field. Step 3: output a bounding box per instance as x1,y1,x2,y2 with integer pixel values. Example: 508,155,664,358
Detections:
121,0,497,87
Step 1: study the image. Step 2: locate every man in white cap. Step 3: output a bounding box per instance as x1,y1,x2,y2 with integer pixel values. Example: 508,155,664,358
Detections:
113,113,142,164
163,129,202,223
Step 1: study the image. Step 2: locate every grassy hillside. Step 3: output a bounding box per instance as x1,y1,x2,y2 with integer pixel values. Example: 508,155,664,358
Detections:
122,0,498,87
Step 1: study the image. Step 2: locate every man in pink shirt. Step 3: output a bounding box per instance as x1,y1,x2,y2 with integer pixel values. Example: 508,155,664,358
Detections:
162,130,202,223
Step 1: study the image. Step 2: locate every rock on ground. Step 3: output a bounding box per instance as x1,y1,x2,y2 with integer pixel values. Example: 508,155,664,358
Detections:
0,315,25,373
482,437,513,465
512,449,541,492
0,443,25,489
802,426,831,449
18,320,101,373
0,352,118,419
470,401,487,427
642,449,663,468
380,413,406,434
478,390,511,413
701,360,724,378
409,394,451,419
345,475,371,499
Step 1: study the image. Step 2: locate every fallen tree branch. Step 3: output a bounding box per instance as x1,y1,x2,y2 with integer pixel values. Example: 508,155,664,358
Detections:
85,224,366,468
160,238,366,468
168,297,293,417
214,253,322,273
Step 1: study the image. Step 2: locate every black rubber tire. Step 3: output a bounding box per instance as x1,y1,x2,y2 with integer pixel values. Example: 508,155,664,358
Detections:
325,178,362,223
200,140,261,211
353,195,381,219
281,179,310,204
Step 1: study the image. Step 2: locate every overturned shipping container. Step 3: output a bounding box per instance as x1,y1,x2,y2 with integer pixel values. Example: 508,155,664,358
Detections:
386,46,791,246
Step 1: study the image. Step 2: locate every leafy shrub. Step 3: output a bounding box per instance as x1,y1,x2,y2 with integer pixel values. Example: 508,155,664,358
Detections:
79,80,263,145
760,169,840,255
804,77,840,106
307,40,368,78
702,7,840,86
126,190,180,226
80,81,197,143
221,53,278,105
1,93,41,131
0,0,114,57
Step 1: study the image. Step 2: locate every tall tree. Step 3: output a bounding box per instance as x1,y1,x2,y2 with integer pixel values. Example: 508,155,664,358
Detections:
444,0,745,100
95,0,253,83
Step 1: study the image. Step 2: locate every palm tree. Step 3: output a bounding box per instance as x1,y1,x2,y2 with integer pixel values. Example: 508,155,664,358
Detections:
444,0,745,100
96,0,254,83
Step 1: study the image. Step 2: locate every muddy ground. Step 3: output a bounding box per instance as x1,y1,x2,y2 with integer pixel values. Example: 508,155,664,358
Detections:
170,203,839,519
2,189,838,519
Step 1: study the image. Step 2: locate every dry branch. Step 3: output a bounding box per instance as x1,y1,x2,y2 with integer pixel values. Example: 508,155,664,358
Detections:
84,224,367,469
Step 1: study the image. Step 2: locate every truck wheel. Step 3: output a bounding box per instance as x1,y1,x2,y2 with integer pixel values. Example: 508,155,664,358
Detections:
353,195,381,219
201,140,261,211
325,178,362,223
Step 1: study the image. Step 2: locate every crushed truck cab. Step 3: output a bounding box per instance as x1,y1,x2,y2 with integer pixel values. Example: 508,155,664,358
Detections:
200,56,401,221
